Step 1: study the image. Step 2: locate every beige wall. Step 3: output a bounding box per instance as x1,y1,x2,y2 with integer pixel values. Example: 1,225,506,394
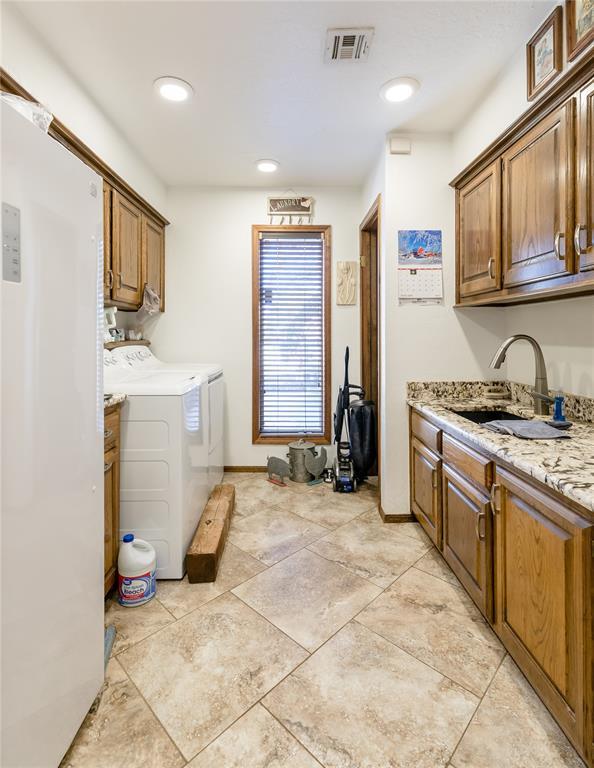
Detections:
147,186,361,467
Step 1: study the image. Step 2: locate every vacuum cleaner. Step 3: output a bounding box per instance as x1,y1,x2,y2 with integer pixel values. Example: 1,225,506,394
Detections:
332,346,377,492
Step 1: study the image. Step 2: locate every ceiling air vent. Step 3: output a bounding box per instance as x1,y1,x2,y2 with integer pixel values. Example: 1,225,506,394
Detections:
325,27,374,63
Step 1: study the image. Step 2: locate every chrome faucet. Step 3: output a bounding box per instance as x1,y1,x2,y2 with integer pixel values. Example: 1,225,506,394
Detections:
489,334,551,416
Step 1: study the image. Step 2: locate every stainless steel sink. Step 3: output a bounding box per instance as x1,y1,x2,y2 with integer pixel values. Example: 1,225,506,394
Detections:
449,409,530,425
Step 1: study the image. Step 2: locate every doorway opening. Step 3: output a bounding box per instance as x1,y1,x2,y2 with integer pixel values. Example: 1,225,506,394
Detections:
359,194,381,487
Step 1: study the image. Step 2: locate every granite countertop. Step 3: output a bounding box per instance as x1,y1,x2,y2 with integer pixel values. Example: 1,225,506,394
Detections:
407,382,594,513
104,393,126,409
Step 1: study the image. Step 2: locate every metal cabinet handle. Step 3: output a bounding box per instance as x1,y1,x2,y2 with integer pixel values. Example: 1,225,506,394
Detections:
106,269,114,289
104,461,113,473
574,223,587,256
104,429,113,439
431,469,438,489
554,232,565,260
490,483,500,515
488,257,495,280
475,511,486,541
116,272,122,288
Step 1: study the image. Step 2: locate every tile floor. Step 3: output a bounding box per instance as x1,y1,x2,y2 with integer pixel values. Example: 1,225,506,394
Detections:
61,473,586,768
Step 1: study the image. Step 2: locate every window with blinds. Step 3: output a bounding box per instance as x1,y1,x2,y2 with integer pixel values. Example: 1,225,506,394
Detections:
252,226,331,443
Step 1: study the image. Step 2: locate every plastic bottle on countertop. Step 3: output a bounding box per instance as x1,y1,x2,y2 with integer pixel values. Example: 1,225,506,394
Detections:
117,534,156,606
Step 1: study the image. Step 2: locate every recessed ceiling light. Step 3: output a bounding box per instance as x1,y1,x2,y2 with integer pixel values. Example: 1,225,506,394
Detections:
380,77,420,103
256,159,279,173
154,76,194,102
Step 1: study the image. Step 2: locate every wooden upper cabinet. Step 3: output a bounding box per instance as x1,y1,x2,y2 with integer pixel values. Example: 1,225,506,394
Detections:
502,100,575,287
103,182,113,297
142,215,165,311
493,466,592,757
111,190,143,307
576,78,594,272
457,160,501,298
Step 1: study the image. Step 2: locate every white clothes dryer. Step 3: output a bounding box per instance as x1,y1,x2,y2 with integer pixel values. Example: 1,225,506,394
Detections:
110,345,224,487
104,362,209,579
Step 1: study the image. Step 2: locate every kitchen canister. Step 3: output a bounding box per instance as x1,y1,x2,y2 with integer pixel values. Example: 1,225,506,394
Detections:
287,439,316,483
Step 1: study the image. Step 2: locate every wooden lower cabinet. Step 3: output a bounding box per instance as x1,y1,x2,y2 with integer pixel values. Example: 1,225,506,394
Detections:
409,407,594,765
104,403,121,595
410,437,441,547
442,464,493,621
493,466,593,764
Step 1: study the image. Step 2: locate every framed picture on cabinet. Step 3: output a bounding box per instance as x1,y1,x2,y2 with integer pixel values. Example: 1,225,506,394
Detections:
566,0,594,60
526,6,563,100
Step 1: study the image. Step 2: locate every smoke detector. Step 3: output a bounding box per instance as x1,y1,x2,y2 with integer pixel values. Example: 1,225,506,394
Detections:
325,27,374,63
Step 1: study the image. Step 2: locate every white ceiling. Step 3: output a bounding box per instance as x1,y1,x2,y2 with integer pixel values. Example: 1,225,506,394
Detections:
12,1,553,187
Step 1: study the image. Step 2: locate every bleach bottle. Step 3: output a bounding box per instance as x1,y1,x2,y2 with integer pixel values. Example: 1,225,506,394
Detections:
118,534,156,607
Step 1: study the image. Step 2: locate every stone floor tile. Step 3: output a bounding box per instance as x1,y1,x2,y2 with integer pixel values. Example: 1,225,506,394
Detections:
105,595,174,656
414,547,462,587
118,593,308,761
356,568,504,697
60,658,183,768
228,507,326,565
157,543,266,619
187,704,321,767
233,548,381,651
308,513,431,587
452,656,585,768
263,621,478,768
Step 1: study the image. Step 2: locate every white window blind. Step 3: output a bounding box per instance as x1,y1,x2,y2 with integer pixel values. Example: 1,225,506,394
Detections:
257,230,327,437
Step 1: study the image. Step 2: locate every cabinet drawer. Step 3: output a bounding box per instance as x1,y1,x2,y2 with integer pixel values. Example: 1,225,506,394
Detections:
104,409,119,451
442,433,492,490
411,410,441,453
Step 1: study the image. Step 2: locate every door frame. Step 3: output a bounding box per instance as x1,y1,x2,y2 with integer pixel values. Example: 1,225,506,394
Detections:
359,194,381,495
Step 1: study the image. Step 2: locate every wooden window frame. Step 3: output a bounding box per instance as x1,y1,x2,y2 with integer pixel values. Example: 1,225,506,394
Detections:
252,224,332,445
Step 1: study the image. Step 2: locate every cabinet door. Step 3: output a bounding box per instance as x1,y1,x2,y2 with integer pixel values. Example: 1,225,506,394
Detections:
493,466,592,755
576,78,594,272
111,190,143,307
104,446,120,595
103,182,113,298
142,215,165,311
502,100,575,287
442,465,493,620
457,160,501,298
410,437,442,547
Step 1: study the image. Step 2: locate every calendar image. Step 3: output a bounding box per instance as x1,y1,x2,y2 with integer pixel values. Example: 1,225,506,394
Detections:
397,229,443,302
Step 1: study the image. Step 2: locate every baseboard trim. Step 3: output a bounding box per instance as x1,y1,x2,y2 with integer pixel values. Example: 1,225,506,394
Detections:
380,505,416,523
224,466,267,473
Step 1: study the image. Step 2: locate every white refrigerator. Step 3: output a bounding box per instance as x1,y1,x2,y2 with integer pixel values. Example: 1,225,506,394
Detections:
1,102,104,766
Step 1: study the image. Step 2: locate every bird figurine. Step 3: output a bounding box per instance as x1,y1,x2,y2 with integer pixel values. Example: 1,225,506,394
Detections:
305,447,327,485
266,456,291,486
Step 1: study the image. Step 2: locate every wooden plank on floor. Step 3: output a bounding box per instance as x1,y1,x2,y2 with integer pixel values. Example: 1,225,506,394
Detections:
186,484,235,583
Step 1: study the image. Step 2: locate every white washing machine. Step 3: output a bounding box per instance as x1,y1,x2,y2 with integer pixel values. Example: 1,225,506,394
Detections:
110,345,224,487
104,355,210,579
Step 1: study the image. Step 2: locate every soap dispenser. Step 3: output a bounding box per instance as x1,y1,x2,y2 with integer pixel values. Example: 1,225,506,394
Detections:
547,394,572,430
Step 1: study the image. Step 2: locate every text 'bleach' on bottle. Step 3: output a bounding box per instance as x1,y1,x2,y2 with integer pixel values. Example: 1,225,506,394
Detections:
118,534,156,606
